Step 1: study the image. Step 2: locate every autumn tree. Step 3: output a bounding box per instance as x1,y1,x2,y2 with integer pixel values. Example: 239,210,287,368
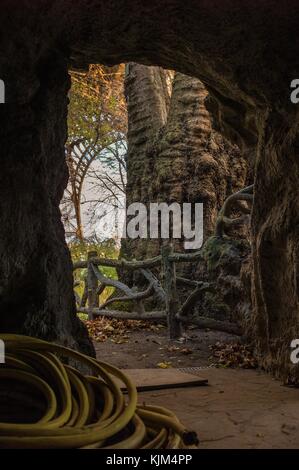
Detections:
62,65,127,241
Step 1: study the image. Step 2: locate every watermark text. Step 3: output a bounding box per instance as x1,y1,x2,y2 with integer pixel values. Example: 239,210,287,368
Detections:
123,202,203,250
290,339,299,364
290,79,299,103
0,79,5,103
0,339,5,363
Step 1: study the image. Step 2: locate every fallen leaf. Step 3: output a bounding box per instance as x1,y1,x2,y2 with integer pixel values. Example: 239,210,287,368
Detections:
167,345,180,352
157,361,172,369
180,348,192,355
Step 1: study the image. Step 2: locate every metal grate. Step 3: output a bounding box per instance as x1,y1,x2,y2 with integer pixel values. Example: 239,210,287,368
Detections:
178,366,214,376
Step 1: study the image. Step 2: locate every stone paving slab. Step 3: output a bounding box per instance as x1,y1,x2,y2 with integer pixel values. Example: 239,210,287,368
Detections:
138,368,299,448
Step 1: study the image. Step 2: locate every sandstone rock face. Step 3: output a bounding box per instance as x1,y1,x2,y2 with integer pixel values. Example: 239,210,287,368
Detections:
0,50,93,355
1,1,298,378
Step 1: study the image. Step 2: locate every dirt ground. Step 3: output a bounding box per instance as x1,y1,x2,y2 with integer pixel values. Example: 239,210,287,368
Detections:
93,323,238,369
93,322,299,449
140,368,299,449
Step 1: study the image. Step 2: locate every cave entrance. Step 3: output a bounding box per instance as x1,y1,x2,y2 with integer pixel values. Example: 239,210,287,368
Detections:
1,2,298,385
66,61,253,374
1,1,299,450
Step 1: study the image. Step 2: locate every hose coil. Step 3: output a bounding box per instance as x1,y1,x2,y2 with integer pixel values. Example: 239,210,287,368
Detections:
0,334,198,449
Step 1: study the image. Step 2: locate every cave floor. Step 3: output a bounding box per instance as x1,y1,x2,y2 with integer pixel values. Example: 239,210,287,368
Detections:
93,323,239,369
138,368,299,449
93,323,299,448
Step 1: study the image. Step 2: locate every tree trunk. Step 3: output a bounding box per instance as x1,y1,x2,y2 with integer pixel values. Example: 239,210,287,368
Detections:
153,72,247,241
122,67,248,262
120,63,171,262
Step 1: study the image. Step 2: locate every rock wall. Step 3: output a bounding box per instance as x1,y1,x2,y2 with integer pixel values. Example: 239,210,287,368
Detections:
252,118,299,382
0,46,93,354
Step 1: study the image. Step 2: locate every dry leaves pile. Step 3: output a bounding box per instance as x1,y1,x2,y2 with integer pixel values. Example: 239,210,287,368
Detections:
209,341,258,369
84,317,165,344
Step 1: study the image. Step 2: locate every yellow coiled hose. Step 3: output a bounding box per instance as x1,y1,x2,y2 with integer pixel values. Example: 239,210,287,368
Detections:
0,334,198,449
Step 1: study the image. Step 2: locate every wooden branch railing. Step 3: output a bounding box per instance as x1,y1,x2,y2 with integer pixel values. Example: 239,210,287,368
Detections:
73,244,238,339
215,184,254,238
73,255,161,271
73,185,252,339
73,246,206,339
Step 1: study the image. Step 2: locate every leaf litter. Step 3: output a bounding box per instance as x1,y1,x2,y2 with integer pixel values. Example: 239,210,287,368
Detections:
84,317,166,344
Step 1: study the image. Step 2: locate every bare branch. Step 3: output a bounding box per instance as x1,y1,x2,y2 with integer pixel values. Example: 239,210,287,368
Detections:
215,184,254,238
